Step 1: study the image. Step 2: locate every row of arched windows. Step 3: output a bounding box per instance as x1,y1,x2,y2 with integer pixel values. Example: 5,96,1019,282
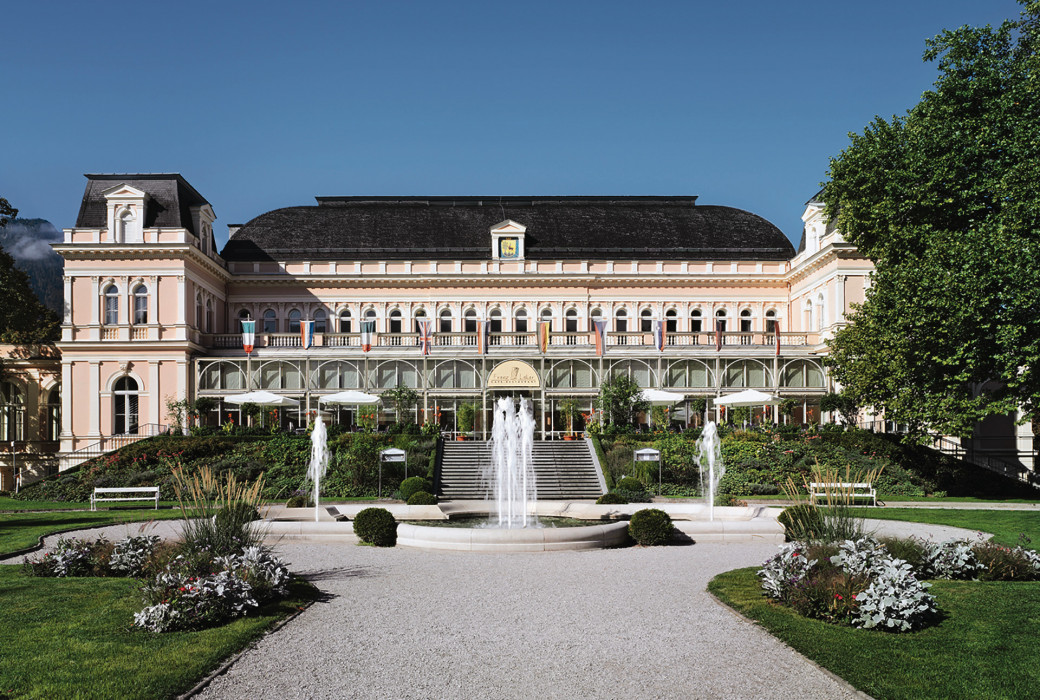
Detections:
236,306,786,334
0,382,61,442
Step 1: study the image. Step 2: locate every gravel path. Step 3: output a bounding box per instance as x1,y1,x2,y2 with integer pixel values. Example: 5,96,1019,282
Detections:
3,518,989,699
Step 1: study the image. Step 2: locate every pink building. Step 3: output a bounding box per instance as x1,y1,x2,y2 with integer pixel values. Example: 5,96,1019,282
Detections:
52,174,872,466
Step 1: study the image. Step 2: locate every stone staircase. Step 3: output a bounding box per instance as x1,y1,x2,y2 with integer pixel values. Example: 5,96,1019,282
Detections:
437,439,605,501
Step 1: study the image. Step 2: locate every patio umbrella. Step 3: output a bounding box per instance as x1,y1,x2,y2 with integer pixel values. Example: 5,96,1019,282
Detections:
223,390,300,407
712,389,780,406
638,389,685,405
318,390,382,405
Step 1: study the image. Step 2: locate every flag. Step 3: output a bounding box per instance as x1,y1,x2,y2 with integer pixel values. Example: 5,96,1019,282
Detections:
417,319,432,355
775,321,781,357
300,320,314,349
592,319,608,356
361,320,375,352
476,320,489,354
538,320,551,353
715,320,723,351
241,319,255,354
653,319,665,352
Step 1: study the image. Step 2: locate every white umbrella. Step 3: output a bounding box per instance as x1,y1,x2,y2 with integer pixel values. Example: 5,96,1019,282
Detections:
318,390,382,405
639,389,685,405
223,390,300,407
712,389,780,406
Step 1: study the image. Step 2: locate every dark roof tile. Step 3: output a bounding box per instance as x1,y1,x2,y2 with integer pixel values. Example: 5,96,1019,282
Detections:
75,174,209,234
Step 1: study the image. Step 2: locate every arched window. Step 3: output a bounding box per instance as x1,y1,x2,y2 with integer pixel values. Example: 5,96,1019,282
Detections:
565,308,578,333
665,308,677,333
205,299,213,333
816,293,825,331
238,309,252,332
388,309,403,334
413,308,427,333
550,359,596,388
539,308,553,328
103,285,119,325
45,388,60,442
338,309,352,334
739,308,753,344
0,382,24,441
113,376,139,435
640,308,653,333
200,361,246,391
804,299,814,332
256,361,303,390
376,360,419,388
488,309,502,333
439,308,453,333
609,359,654,387
781,359,826,388
433,360,478,389
464,308,478,333
665,360,713,388
690,308,703,333
288,309,302,334
263,309,277,334
723,359,772,388
314,309,328,334
514,308,528,334
196,295,203,330
615,308,628,333
118,209,134,243
765,309,778,335
313,360,362,389
132,285,148,325
715,308,727,333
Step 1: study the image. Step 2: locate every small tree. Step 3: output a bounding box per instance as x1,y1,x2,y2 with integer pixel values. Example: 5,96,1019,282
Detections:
820,391,859,426
456,402,477,437
595,373,650,428
779,398,800,425
381,384,419,424
558,399,581,435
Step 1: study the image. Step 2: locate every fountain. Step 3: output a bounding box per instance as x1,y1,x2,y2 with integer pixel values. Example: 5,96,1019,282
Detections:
307,413,330,522
486,397,537,528
695,421,724,521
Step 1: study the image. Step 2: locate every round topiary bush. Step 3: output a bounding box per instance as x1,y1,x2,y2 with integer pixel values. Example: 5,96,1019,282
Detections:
596,492,629,505
628,508,674,546
406,490,437,506
353,507,398,546
777,504,823,541
399,477,433,502
615,477,645,492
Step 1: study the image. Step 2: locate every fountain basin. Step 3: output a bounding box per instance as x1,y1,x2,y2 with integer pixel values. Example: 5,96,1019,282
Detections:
397,520,630,552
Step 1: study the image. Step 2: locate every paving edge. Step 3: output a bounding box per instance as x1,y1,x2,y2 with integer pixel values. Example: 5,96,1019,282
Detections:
0,524,118,561
178,591,316,700
705,589,876,700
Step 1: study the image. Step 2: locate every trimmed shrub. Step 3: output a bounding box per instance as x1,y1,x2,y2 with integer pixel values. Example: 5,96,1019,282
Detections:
628,508,674,546
353,507,397,546
971,541,1040,581
596,492,629,505
615,476,645,492
777,505,823,541
399,476,433,502
406,490,437,506
613,489,654,503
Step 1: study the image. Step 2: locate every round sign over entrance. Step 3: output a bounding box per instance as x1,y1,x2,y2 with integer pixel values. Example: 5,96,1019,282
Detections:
486,360,541,389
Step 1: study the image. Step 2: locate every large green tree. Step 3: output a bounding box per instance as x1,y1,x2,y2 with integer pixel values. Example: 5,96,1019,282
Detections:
0,197,60,344
823,1,1040,437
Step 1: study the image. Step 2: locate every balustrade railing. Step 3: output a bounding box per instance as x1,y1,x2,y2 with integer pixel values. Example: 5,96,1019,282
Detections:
60,423,170,471
203,330,817,352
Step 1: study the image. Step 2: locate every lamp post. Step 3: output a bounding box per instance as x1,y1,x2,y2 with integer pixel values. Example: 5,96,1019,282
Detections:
379,448,407,499
634,447,661,496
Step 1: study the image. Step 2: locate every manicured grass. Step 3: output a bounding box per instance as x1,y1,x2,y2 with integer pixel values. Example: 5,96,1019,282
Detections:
709,567,1040,700
0,565,317,699
854,508,1040,549
0,509,185,557
0,497,182,511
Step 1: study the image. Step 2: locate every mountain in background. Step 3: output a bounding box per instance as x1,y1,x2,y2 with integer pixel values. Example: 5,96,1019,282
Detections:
0,219,63,314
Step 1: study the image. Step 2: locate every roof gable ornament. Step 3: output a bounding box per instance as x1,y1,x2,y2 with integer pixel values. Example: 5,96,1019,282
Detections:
490,219,526,260
102,183,150,244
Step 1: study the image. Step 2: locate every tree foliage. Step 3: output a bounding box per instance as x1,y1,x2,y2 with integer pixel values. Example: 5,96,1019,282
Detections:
0,196,60,344
595,372,650,427
823,2,1040,437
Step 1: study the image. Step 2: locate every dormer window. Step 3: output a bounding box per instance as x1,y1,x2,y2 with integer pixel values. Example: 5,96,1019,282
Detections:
490,220,526,260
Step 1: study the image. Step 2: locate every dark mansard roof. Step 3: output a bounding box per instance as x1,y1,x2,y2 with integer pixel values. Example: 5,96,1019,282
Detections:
75,174,210,235
220,196,795,262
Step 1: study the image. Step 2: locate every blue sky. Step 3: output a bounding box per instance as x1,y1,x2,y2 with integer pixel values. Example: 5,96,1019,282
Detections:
1,0,1024,247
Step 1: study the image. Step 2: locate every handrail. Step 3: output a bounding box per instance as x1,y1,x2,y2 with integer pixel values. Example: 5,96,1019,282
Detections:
60,423,170,471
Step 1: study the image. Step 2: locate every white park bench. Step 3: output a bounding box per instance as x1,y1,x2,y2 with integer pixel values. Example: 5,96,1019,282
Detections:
809,481,877,507
90,486,160,511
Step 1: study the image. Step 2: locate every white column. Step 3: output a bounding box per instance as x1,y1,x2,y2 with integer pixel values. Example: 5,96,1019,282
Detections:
149,361,161,427
89,362,101,436
177,276,186,336
90,276,100,327
836,274,847,323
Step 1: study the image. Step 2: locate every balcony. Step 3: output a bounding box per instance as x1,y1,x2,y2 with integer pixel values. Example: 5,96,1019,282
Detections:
202,330,818,353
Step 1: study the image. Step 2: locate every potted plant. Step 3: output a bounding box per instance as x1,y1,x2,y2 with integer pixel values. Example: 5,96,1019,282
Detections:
456,402,477,440
558,399,580,439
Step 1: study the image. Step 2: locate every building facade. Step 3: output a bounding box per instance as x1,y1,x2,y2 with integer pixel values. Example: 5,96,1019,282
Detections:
52,174,871,465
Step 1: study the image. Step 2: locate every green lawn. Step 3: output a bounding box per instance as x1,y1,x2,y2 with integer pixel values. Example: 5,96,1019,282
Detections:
0,497,183,512
0,509,185,557
709,567,1040,700
0,565,317,699
854,508,1040,549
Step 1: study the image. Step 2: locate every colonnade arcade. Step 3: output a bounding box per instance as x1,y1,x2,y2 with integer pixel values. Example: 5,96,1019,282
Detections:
196,355,827,439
